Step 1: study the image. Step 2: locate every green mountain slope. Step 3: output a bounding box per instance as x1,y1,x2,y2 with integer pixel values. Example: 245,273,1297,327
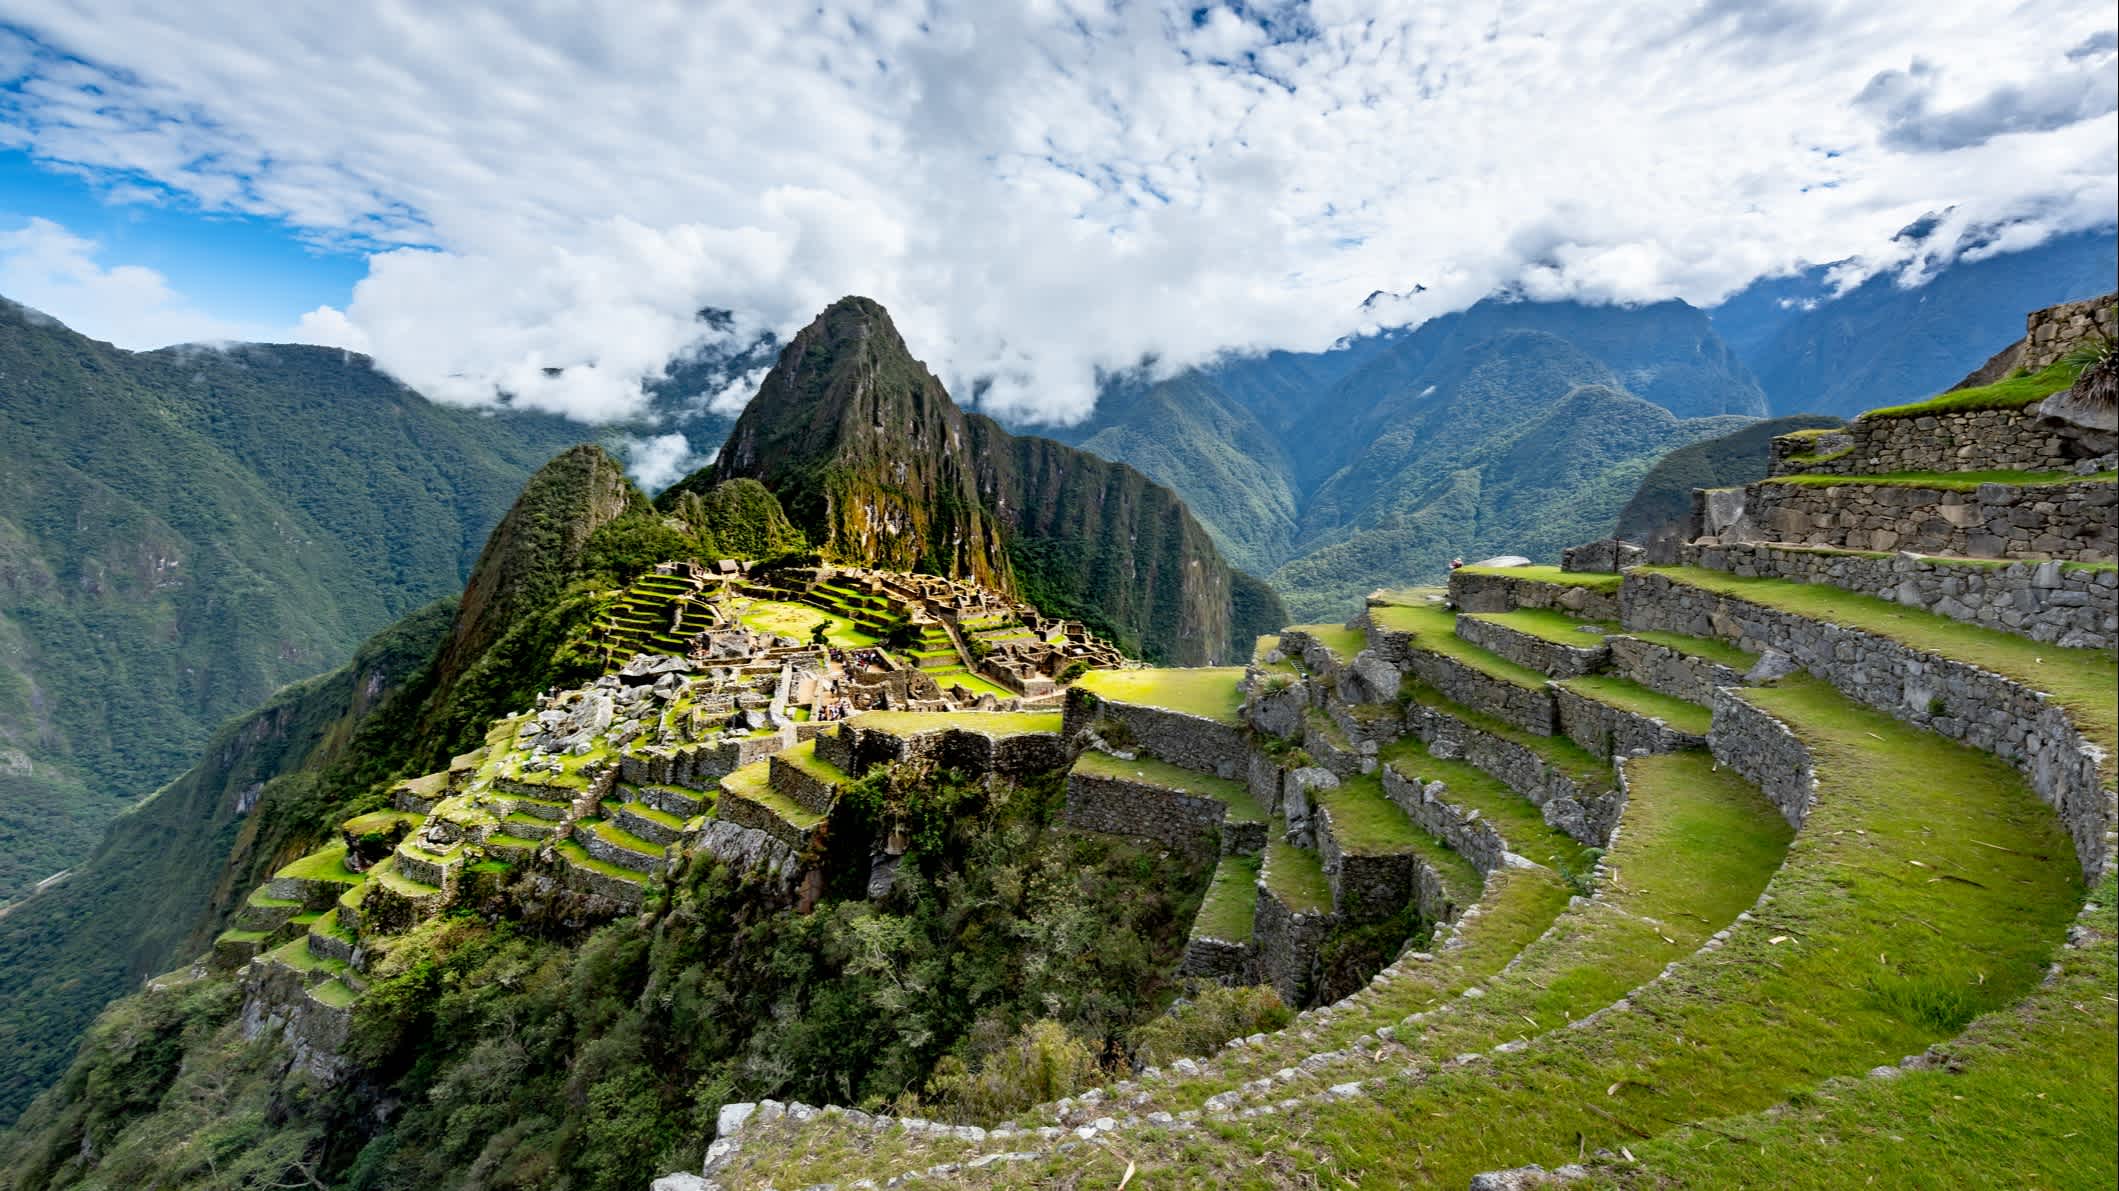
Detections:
710,296,1282,662
0,300,588,905
0,445,689,1124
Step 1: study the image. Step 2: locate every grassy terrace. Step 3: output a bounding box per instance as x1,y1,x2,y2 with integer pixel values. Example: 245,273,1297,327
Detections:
274,843,364,884
1558,672,1714,735
245,889,300,910
976,677,2078,1187
736,598,876,647
340,809,423,836
1261,834,1331,914
554,838,647,883
369,857,440,898
1620,628,1759,671
927,667,1019,702
779,739,851,785
1464,607,1617,646
1314,773,1481,890
1075,667,1246,724
1377,737,1594,873
263,937,345,978
1072,749,1263,823
1369,601,1550,690
843,710,1062,737
721,761,826,830
622,800,686,830
583,818,663,856
1862,359,2078,418
1710,541,2117,574
1764,468,2116,491
1451,564,1623,590
309,979,359,1009
1193,853,1261,943
1638,566,2118,771
1401,678,1611,792
1621,872,2117,1189
1249,634,1300,678
1286,622,1366,662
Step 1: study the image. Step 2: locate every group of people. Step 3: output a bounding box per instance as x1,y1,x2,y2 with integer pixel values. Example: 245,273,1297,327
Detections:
827,646,886,671
812,696,857,722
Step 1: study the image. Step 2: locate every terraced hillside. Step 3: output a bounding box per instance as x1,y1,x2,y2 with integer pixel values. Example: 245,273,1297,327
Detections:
681,359,2116,1189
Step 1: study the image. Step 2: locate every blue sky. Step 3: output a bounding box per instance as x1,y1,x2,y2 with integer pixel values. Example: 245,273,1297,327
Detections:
0,4,2112,424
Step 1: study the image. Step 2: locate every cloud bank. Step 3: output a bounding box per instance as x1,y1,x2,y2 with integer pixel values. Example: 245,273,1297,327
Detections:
0,2,2113,426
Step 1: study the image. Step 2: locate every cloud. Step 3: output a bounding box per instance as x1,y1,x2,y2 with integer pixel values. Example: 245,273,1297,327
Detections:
0,3,2112,425
0,216,266,347
619,431,709,492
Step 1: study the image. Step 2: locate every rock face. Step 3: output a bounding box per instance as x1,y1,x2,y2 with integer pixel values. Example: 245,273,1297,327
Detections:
711,297,1282,663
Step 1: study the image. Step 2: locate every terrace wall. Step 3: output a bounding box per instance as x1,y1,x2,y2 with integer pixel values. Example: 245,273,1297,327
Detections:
1768,404,2113,478
1680,541,2117,651
1704,477,2116,562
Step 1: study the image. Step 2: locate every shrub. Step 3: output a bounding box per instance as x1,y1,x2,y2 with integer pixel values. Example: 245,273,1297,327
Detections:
1128,984,1292,1068
923,1019,1102,1120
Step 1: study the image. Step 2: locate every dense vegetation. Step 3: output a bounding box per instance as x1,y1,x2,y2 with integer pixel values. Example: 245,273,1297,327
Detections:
0,758,1216,1191
0,300,588,905
0,447,797,1124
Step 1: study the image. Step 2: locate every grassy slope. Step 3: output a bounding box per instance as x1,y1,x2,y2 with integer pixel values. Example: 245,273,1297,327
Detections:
1765,468,2115,491
975,676,2079,1186
1861,359,2079,419
1075,668,1246,724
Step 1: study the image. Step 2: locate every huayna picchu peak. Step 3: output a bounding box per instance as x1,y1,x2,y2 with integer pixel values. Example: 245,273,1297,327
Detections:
713,296,1285,666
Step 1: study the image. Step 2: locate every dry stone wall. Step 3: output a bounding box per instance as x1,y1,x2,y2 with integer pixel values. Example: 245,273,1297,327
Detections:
1063,688,1246,779
1401,700,1623,847
1623,570,2110,880
2022,292,2118,371
1607,635,1748,705
1315,804,1441,923
1378,762,1509,873
1456,615,1608,677
1448,572,1622,621
1769,406,2115,477
1553,686,1706,760
1705,690,1815,828
1681,541,2117,651
1061,770,1242,860
1253,883,1332,1006
1179,935,1253,982
1719,477,2116,562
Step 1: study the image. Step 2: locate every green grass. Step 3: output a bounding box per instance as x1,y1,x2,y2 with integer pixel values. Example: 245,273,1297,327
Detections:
1463,607,1617,647
1368,602,1552,690
1622,873,2117,1190
583,818,663,856
621,800,686,830
1400,678,1612,793
842,710,1063,737
368,857,440,898
1620,628,1759,671
1765,468,2115,491
1261,835,1331,914
926,667,1020,702
1377,737,1595,874
1557,673,1714,735
339,809,423,836
1704,541,2116,574
1072,749,1264,824
214,928,269,946
1194,853,1262,943
1313,773,1481,894
1861,359,2078,419
263,937,345,978
721,762,826,831
1076,667,1246,724
1638,566,2117,774
244,890,301,910
482,833,544,851
736,598,875,647
1452,565,1623,590
1288,623,1367,662
273,842,364,884
778,739,851,785
1250,634,1300,678
984,677,2076,1187
554,838,649,884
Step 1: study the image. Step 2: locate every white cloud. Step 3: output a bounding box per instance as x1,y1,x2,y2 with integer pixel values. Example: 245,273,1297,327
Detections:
620,431,709,492
0,3,2111,425
0,216,267,348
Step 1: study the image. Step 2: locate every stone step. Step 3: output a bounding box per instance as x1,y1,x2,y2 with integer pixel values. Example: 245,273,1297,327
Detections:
497,811,561,841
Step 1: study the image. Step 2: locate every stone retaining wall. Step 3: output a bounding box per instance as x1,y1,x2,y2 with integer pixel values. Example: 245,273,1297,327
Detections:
716,792,816,852
1303,711,1369,778
2022,292,2117,371
636,784,709,819
617,805,683,846
1606,635,1748,705
1315,804,1430,923
1378,762,1510,873
1456,615,1607,677
306,928,356,966
1680,541,2118,651
239,960,350,1083
1553,686,1706,760
769,754,840,815
1064,687,1246,779
1624,571,2110,880
1769,404,2114,477
1447,572,1623,621
826,723,1068,779
1252,883,1332,1007
1401,701,1623,847
1062,770,1236,859
1242,672,1309,740
1402,649,1557,735
580,830,661,874
1706,689,1815,828
556,855,648,906
1714,477,2116,562
1179,935,1254,983
621,733,789,789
